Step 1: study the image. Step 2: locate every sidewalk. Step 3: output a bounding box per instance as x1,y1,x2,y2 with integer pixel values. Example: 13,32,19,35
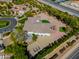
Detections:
43,36,76,59
60,38,79,59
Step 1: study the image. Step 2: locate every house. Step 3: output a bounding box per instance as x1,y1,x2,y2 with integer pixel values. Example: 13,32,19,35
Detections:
25,13,66,56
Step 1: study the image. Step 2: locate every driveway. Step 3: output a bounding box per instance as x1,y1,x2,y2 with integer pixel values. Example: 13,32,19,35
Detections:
0,18,17,33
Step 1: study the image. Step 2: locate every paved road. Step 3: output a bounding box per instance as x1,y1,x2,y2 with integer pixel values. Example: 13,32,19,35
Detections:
0,18,17,33
68,47,79,59
38,0,79,17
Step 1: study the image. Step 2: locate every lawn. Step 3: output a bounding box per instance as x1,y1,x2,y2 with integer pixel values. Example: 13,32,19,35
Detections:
13,0,26,4
41,19,50,23
59,27,67,32
0,20,10,28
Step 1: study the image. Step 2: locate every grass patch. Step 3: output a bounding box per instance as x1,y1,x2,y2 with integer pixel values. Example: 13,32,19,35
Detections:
41,20,50,23
13,0,26,4
0,20,9,28
59,27,67,32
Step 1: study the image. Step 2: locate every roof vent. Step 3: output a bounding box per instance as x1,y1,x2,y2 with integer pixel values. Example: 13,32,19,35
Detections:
36,20,40,23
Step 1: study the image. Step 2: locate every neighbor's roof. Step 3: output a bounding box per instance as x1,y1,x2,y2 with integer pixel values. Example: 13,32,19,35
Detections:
23,17,52,33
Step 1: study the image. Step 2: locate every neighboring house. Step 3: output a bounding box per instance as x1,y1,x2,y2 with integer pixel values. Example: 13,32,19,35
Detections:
60,1,79,11
11,4,29,16
23,17,53,36
25,13,66,56
71,1,79,7
0,53,12,59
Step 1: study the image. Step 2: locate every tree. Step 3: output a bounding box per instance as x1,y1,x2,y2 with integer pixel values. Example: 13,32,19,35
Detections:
5,43,28,59
32,34,37,41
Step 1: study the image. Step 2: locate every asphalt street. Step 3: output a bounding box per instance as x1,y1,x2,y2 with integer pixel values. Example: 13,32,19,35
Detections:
0,18,17,33
39,0,79,17
68,48,79,59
